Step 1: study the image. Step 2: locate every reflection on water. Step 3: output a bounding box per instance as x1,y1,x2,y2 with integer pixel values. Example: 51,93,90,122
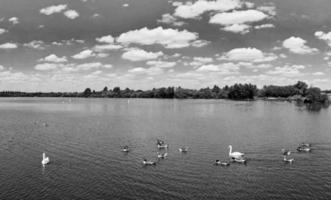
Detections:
0,98,330,199
295,101,330,112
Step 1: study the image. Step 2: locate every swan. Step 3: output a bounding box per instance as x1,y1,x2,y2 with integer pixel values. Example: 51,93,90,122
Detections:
178,147,188,153
300,143,311,147
142,159,156,165
228,145,244,159
41,153,50,165
215,160,230,166
283,156,294,164
157,139,168,149
122,146,130,152
157,152,168,159
281,149,291,156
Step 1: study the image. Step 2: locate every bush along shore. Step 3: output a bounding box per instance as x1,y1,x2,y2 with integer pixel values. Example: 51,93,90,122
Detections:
0,81,329,105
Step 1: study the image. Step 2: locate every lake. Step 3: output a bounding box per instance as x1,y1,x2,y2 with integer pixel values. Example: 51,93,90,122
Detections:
0,98,331,199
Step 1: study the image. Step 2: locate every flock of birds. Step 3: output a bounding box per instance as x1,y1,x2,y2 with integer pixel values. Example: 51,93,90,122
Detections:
41,139,312,167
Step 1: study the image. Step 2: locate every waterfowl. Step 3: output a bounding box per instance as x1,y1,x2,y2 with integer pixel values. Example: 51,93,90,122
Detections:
231,157,247,164
157,152,168,159
122,145,130,152
300,143,311,147
157,139,168,149
142,159,156,165
41,152,50,165
228,145,244,159
283,156,294,164
297,146,311,152
178,147,189,153
281,149,291,156
215,160,230,166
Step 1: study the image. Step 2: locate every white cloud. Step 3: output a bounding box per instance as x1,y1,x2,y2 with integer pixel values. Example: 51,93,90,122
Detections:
96,35,115,43
0,28,7,34
0,65,4,70
315,31,331,46
40,4,67,15
266,65,306,77
312,72,324,76
72,49,95,59
122,48,163,61
257,5,276,16
220,47,277,62
0,43,18,49
193,57,213,63
146,60,176,68
40,54,67,63
128,67,164,75
122,3,129,7
196,63,240,74
191,40,210,47
35,63,59,71
23,40,45,49
282,36,318,54
64,10,79,19
8,17,19,25
157,13,185,26
222,24,250,34
174,0,242,19
210,10,268,26
93,44,122,52
254,23,275,29
117,26,199,48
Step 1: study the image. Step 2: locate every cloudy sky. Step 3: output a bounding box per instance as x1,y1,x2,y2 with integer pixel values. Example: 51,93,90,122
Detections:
0,0,331,92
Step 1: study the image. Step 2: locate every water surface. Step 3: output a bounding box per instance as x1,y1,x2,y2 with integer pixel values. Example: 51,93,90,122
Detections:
0,98,331,199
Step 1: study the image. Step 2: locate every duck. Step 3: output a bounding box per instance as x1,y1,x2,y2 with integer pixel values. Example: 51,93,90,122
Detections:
142,158,156,165
283,156,294,164
178,147,189,153
215,160,230,166
157,152,168,159
281,149,291,156
122,145,130,152
297,146,311,152
228,145,244,159
41,152,50,165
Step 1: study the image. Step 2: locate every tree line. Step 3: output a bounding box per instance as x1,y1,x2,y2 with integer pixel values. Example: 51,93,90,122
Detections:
0,81,329,104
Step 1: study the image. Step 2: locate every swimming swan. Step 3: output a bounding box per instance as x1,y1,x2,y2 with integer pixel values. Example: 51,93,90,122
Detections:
281,149,291,156
157,139,168,149
41,153,50,165
229,145,244,159
142,159,156,165
297,146,311,152
122,146,130,152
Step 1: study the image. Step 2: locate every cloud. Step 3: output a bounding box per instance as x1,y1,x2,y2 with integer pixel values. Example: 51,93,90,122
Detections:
64,10,79,19
35,63,59,71
122,3,129,7
221,24,250,34
191,40,210,47
193,57,213,63
23,40,45,49
220,47,277,62
8,17,19,24
117,26,199,48
122,48,163,61
157,13,185,26
128,67,164,75
40,54,67,63
146,60,176,68
196,63,240,74
254,23,275,29
93,44,123,52
0,43,18,49
266,65,306,77
173,0,242,19
40,4,67,15
0,28,7,34
282,36,318,54
96,35,115,43
257,5,276,16
210,9,268,26
0,65,4,70
312,72,324,76
315,31,331,46
72,49,95,59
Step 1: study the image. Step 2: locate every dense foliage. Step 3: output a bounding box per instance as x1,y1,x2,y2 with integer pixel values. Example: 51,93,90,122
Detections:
0,81,328,104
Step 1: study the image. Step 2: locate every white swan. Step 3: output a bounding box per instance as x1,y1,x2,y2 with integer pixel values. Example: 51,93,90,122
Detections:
41,152,50,165
157,152,168,159
122,146,130,152
229,145,244,159
178,147,188,153
281,149,291,156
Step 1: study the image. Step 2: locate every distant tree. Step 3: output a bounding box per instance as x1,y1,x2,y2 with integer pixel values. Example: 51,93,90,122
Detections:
103,86,108,92
83,88,92,97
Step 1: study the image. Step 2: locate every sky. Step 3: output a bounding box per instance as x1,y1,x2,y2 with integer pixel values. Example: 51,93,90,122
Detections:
0,0,331,92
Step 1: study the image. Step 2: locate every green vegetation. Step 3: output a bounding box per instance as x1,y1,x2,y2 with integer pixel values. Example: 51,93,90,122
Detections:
0,81,329,105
